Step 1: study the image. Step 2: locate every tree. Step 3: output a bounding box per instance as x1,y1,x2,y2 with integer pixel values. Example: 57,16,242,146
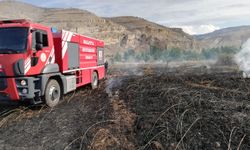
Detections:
123,49,136,61
114,52,122,62
168,48,182,60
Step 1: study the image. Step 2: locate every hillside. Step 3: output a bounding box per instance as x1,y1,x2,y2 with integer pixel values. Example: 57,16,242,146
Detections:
106,16,200,51
0,0,127,56
0,0,200,58
195,26,250,49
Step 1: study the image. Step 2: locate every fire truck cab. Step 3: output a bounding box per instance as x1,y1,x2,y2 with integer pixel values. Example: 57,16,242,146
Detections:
0,20,105,107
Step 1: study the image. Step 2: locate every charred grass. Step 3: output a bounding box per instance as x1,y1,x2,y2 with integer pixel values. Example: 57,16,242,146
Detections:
0,65,250,149
109,66,250,150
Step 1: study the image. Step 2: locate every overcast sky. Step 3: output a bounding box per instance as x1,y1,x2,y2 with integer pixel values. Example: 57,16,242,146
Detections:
20,0,250,35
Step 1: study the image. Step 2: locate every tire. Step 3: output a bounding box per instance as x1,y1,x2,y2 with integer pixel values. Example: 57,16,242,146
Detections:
91,71,98,89
44,79,61,107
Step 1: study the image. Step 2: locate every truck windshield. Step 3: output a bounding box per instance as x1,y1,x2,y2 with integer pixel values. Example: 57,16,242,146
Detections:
0,27,28,54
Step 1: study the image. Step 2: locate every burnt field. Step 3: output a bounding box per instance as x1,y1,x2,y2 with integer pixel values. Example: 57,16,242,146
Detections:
0,64,250,149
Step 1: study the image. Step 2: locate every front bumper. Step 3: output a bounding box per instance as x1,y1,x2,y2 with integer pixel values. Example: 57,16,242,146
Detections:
0,78,19,100
0,77,38,101
0,91,11,101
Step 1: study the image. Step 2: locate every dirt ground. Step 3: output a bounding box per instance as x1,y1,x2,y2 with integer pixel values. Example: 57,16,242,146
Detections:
0,64,250,150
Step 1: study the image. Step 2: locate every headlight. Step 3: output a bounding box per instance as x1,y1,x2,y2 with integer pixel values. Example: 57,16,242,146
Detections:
22,89,28,94
20,80,27,86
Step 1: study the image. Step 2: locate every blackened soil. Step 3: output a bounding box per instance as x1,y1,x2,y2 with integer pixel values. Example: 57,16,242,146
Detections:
0,65,250,150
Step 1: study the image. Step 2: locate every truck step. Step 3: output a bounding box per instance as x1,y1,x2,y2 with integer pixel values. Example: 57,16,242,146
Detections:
30,98,43,105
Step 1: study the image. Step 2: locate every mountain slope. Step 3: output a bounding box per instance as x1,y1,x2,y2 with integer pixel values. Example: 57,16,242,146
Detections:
106,16,200,51
0,0,200,57
0,0,44,20
195,26,250,49
0,1,128,55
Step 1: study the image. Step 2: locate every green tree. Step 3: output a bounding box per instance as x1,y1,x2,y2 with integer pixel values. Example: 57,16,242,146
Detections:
168,48,182,60
114,52,122,62
123,49,136,61
202,48,219,60
141,51,150,62
220,46,239,54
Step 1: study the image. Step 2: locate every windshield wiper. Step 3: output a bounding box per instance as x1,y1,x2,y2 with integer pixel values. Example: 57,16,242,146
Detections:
0,48,21,54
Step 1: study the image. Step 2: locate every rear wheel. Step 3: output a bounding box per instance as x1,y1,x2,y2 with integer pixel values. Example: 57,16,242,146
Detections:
44,79,61,107
91,71,98,89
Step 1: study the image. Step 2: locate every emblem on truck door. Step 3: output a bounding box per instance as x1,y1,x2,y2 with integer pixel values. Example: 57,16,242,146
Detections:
41,53,46,62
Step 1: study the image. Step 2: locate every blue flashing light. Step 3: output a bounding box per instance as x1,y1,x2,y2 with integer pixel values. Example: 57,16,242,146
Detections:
51,27,58,33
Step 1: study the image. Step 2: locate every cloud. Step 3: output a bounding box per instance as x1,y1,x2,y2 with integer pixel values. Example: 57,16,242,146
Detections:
174,24,220,35
19,0,250,34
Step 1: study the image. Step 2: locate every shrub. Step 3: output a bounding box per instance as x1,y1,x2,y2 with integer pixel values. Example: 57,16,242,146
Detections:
215,54,236,66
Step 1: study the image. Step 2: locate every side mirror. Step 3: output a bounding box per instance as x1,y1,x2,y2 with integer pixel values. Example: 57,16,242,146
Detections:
35,32,43,51
31,57,39,67
35,43,43,51
35,32,43,44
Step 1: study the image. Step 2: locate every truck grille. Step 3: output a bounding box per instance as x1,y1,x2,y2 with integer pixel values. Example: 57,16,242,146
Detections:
0,72,7,90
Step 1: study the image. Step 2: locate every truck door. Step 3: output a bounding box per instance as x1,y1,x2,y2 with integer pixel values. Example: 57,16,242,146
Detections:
26,29,53,75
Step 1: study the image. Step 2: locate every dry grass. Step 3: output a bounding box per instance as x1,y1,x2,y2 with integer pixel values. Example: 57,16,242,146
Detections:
0,65,250,149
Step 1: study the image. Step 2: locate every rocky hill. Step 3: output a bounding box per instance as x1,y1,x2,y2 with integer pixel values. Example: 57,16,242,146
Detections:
106,16,200,51
0,0,200,58
195,26,250,49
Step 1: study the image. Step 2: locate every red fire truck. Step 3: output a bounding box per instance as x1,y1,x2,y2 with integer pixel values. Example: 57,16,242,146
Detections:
0,19,106,107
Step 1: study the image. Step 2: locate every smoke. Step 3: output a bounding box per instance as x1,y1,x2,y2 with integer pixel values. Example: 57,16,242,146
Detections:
105,77,122,97
105,63,144,97
235,39,250,76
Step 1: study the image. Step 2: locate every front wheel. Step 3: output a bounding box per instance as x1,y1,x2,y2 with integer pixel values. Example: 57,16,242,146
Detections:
44,79,61,107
